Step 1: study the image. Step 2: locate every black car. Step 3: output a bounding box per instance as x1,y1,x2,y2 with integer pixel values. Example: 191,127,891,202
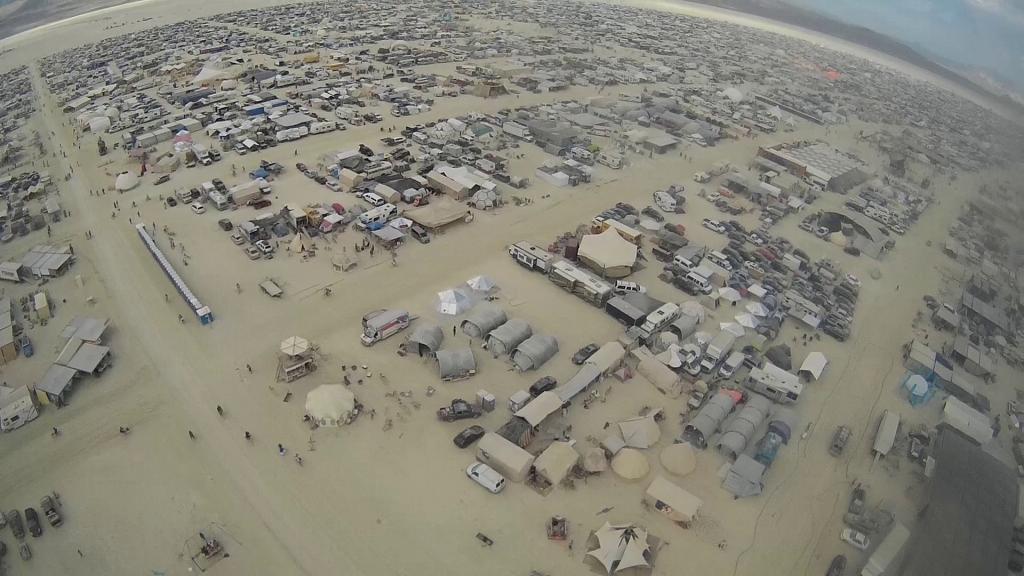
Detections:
24,508,41,538
453,425,486,448
641,206,665,222
529,376,557,397
826,555,847,576
572,343,600,365
165,197,178,207
217,219,233,231
615,202,638,216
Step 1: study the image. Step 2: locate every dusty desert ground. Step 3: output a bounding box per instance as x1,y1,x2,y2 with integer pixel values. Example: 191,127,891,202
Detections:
0,1,1020,576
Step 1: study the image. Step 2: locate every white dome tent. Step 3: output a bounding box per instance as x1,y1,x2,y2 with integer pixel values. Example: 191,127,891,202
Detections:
114,172,139,191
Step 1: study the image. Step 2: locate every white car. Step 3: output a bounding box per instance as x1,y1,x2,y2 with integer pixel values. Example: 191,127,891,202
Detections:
466,462,506,494
362,192,385,207
845,274,861,288
255,240,274,255
840,528,870,551
614,280,647,295
190,202,206,215
701,218,726,234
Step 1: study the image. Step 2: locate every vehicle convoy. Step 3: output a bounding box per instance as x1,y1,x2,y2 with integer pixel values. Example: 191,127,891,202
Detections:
437,399,483,422
360,309,413,346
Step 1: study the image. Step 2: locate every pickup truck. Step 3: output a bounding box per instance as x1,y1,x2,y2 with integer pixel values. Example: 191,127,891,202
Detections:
437,399,482,422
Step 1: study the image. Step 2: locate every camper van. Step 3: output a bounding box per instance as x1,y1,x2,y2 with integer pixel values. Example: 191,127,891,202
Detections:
361,309,412,346
673,246,704,271
706,250,733,272
718,351,746,379
363,161,393,180
356,203,398,230
639,303,680,338
653,191,677,213
685,271,712,294
596,151,622,169
744,364,803,404
508,242,555,273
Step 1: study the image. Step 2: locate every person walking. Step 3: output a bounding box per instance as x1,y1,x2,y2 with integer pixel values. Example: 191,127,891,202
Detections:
188,430,196,440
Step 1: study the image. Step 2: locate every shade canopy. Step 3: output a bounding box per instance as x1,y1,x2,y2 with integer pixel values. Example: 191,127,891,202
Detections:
587,522,652,574
436,288,473,316
578,228,638,276
619,413,662,449
719,286,741,303
798,351,828,380
280,336,309,357
114,172,139,191
583,447,609,472
746,302,769,317
305,384,355,427
660,442,697,476
466,275,497,292
720,322,745,337
611,448,650,480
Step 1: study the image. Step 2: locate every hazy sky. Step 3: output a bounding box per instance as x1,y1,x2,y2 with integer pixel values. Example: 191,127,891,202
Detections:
786,0,1024,86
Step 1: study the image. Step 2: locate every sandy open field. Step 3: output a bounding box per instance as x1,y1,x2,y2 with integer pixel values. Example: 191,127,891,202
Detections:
0,2,1021,576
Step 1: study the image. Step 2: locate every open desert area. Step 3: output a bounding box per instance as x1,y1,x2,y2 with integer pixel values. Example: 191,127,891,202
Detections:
0,1,1021,575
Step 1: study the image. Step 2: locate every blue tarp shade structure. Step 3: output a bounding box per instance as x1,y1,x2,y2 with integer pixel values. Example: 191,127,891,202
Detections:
903,373,934,406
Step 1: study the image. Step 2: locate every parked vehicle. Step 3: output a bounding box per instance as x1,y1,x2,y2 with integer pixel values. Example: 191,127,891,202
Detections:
466,462,506,494
437,398,482,422
230,231,245,245
7,510,23,540
826,555,847,576
39,495,62,528
572,343,600,365
217,219,233,231
18,541,30,561
453,425,486,448
613,280,646,295
702,218,726,234
190,201,206,215
410,225,430,244
529,376,557,397
23,508,41,537
360,309,412,346
830,426,852,456
840,528,870,551
155,174,171,185
245,246,261,260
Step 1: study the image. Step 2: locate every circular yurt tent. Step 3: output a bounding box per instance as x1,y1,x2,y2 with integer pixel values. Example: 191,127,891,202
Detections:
485,319,532,357
88,116,111,134
660,443,697,477
611,448,650,480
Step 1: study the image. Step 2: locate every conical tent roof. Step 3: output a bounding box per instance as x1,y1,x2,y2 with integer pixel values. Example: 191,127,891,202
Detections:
611,448,650,480
466,275,497,292
587,523,651,574
655,344,684,368
289,233,313,253
735,313,759,328
436,288,473,316
305,384,355,427
115,172,138,191
660,442,697,476
280,336,309,357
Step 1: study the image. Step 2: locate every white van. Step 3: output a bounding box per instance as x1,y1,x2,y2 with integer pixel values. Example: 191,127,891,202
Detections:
190,201,206,215
685,271,712,294
718,351,746,379
614,280,647,295
466,462,506,494
706,250,733,271
361,192,386,207
653,191,677,213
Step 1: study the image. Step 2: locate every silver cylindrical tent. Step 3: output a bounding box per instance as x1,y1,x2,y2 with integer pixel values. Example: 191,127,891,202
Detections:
485,319,532,357
460,305,507,339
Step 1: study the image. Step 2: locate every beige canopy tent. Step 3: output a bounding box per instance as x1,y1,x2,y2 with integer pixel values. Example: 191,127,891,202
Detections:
611,448,650,480
578,228,638,278
288,233,314,253
305,384,356,427
587,522,653,574
280,336,309,357
636,357,679,392
644,475,702,525
798,351,828,381
618,412,662,449
514,391,563,427
659,443,697,477
477,433,535,481
586,341,626,375
114,172,139,191
533,441,580,486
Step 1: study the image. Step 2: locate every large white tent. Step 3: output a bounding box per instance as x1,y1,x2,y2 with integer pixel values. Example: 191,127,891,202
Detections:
305,384,355,427
436,288,473,315
587,522,652,574
114,172,139,191
578,228,638,278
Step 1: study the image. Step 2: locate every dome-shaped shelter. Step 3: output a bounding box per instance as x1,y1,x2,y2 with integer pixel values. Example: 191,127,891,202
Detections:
460,305,506,339
305,384,356,427
611,448,650,480
88,116,111,133
660,443,697,477
407,324,443,357
511,334,558,372
114,172,139,191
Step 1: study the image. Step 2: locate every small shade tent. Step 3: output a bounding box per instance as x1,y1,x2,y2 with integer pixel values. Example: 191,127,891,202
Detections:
305,385,356,427
288,233,314,253
583,447,609,472
407,324,444,356
485,319,532,357
436,348,476,380
722,454,765,498
679,301,706,323
718,286,742,304
533,441,580,486
611,448,650,480
115,172,139,191
578,228,638,278
587,523,653,575
511,334,558,371
746,302,769,317
460,305,506,338
466,275,497,292
645,475,702,525
436,288,473,316
798,351,828,381
619,412,662,449
659,443,697,477
280,336,309,357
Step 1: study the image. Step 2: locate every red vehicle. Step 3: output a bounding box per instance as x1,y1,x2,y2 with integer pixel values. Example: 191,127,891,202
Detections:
331,203,346,214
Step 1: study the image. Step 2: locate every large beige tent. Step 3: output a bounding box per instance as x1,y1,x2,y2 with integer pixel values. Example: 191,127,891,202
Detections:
305,384,355,427
618,412,662,449
288,233,314,254
477,433,535,481
644,475,702,525
611,448,650,480
578,228,638,278
582,447,609,473
587,522,653,574
533,441,580,486
659,443,697,477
